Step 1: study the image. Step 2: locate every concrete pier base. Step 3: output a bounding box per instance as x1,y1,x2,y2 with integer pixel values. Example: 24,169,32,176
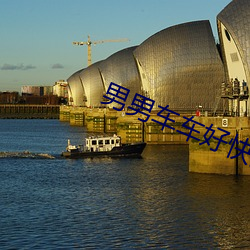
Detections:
189,117,250,175
116,114,144,143
59,106,250,175
59,106,71,122
145,116,189,144
70,108,85,126
60,106,191,144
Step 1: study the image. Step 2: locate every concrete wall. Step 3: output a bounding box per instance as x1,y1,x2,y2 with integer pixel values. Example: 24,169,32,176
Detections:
60,106,190,144
60,106,250,175
189,117,250,175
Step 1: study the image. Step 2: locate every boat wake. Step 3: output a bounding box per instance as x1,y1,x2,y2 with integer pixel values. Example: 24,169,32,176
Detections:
0,151,55,159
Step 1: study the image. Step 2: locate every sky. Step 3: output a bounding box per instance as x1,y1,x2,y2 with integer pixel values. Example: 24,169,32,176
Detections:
0,0,232,92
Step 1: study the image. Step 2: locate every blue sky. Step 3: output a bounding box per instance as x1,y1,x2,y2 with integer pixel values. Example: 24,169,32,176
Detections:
0,0,232,92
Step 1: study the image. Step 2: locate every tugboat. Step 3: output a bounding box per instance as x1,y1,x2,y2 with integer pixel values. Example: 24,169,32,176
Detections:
61,134,146,158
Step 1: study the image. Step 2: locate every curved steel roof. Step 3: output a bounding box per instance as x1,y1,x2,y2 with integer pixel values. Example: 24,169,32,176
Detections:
79,61,105,108
134,20,225,111
67,69,85,106
98,46,141,109
217,0,250,84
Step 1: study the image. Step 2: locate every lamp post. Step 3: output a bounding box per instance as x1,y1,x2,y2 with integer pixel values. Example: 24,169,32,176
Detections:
198,105,203,116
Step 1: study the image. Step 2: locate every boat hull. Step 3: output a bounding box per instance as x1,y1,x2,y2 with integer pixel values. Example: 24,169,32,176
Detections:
62,142,146,159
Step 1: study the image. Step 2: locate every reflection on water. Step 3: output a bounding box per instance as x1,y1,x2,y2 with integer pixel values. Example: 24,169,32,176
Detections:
186,173,250,248
0,120,249,249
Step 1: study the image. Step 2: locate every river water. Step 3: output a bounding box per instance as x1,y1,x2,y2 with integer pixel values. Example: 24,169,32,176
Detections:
0,119,249,249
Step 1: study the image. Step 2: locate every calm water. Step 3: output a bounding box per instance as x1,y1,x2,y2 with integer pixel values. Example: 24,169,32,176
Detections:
0,119,250,249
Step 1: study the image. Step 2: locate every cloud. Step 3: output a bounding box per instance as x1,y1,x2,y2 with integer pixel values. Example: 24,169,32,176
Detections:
1,63,36,70
51,63,64,69
23,64,36,70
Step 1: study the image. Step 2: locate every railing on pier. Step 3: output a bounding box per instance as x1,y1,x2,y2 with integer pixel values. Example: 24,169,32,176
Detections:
0,105,60,119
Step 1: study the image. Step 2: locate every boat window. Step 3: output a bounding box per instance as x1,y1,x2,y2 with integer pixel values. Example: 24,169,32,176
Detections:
105,140,110,144
111,139,114,144
116,139,120,144
98,140,103,145
92,140,97,145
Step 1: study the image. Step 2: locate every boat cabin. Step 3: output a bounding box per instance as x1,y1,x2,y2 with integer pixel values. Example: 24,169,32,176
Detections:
85,135,121,152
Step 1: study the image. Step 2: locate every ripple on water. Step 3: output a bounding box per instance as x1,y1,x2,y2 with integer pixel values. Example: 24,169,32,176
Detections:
0,121,249,249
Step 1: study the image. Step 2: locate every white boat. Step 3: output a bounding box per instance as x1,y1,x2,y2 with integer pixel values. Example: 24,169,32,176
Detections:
62,134,146,158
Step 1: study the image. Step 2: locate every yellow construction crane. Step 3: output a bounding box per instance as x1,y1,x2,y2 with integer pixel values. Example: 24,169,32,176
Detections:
73,35,129,66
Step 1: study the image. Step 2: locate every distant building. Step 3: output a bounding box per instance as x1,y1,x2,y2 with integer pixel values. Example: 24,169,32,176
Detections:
0,92,19,104
43,86,53,96
21,86,53,96
20,85,58,105
21,86,40,96
22,95,59,105
52,80,68,98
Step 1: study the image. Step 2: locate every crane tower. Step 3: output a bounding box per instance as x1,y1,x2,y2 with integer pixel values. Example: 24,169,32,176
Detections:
73,35,129,66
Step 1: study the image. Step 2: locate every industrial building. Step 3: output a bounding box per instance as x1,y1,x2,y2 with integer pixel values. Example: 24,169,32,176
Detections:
17,82,68,105
0,92,19,104
52,80,68,99
67,0,249,116
21,86,53,96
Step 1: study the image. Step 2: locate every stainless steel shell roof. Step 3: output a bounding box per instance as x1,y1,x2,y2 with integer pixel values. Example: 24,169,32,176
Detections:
217,0,250,84
98,46,141,109
68,21,228,111
79,61,104,108
133,20,225,111
67,69,85,106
